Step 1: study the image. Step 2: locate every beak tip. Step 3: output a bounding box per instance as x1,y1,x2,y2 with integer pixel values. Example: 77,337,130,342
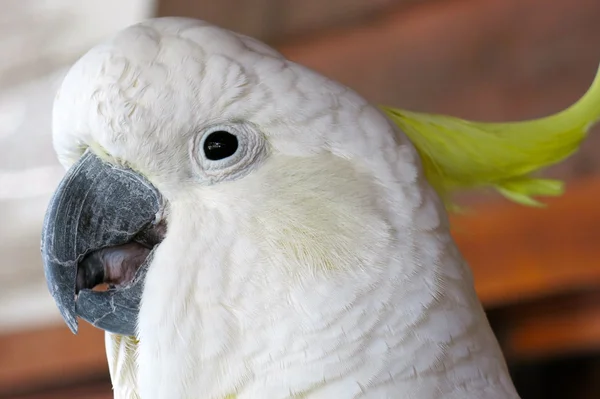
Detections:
61,306,79,334
43,258,79,335
50,288,79,335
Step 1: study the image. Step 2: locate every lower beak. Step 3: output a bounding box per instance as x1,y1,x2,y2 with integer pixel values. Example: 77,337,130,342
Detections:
41,150,164,336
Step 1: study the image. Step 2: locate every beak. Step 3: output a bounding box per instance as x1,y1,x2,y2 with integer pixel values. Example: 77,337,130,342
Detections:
41,150,164,336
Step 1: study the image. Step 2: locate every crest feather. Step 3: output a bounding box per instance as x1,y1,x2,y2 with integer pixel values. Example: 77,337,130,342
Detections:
381,64,600,208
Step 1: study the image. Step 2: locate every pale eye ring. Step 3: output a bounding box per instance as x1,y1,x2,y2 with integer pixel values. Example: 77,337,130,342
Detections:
191,122,267,183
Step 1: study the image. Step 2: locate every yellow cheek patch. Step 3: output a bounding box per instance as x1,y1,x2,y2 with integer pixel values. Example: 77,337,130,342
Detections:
245,155,392,275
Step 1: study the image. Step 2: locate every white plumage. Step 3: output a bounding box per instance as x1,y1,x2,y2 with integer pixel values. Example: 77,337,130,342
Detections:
52,17,519,399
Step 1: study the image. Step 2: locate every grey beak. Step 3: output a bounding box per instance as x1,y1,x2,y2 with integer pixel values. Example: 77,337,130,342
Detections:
41,150,162,335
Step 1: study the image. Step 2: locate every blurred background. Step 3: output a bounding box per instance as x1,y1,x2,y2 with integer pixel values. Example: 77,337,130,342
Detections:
1,0,600,398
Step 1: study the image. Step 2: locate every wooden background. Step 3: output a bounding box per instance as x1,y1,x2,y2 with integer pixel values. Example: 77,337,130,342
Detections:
2,0,600,398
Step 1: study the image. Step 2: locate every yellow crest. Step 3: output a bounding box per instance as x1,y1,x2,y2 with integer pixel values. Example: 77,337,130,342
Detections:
381,65,600,208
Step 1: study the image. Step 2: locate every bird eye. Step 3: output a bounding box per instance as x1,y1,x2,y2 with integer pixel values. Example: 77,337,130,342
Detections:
203,131,238,160
191,123,267,184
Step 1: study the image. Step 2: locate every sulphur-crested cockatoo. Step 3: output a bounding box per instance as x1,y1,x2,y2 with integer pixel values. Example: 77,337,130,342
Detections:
41,17,600,399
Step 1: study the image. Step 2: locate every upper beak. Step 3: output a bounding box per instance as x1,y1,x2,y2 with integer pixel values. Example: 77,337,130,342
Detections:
41,150,164,336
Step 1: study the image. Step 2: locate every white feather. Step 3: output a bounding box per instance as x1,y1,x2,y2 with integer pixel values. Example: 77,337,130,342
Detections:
52,17,520,399
105,332,140,399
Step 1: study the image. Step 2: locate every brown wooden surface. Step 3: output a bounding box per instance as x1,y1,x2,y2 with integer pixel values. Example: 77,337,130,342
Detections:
157,0,411,42
493,290,600,361
451,177,600,308
0,322,107,397
279,0,600,119
5,380,112,399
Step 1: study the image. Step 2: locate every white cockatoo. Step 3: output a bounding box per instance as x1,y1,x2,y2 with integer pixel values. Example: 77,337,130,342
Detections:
41,17,600,399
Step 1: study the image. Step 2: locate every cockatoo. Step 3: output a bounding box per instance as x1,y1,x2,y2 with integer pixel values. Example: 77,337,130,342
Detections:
41,17,600,399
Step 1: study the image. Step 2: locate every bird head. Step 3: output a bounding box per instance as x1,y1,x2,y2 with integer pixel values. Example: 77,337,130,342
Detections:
42,17,426,337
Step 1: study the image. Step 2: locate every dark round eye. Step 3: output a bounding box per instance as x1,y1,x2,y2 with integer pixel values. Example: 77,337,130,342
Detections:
203,131,239,160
